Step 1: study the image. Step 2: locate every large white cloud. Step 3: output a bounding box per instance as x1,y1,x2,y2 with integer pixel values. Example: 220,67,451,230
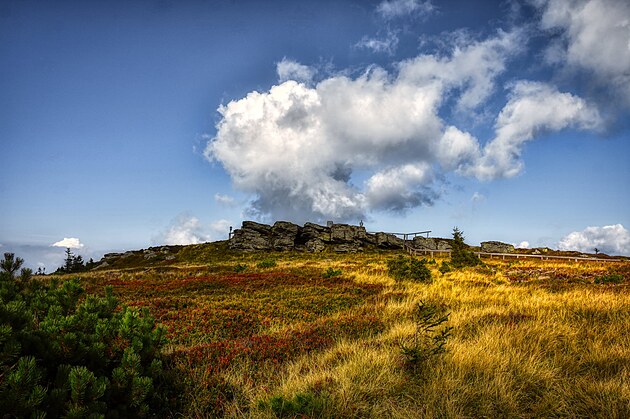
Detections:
206,30,528,222
466,81,602,180
535,0,630,101
51,237,84,249
559,224,630,255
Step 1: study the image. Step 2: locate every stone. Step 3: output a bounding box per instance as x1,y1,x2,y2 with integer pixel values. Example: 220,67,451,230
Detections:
93,261,109,270
330,224,367,243
305,238,326,252
229,221,273,251
271,221,300,251
435,239,453,251
375,232,404,249
300,222,331,242
412,236,436,250
480,241,515,254
410,236,453,251
333,243,361,253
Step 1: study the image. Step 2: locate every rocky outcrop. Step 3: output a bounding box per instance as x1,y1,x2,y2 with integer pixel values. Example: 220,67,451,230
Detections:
480,241,515,254
375,232,404,249
412,236,454,251
229,221,403,252
229,221,273,251
271,221,300,251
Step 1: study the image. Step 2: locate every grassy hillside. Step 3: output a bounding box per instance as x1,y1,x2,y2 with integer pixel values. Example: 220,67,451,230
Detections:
59,249,629,417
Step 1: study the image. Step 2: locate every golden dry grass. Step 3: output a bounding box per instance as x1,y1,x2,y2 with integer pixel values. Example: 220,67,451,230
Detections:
236,256,630,418
68,252,630,417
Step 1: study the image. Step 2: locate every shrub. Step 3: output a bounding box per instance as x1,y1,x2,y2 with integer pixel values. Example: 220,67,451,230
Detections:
234,263,248,273
322,267,342,278
0,257,177,417
594,274,624,284
257,259,277,269
387,256,432,282
439,261,452,274
450,227,482,269
399,301,452,374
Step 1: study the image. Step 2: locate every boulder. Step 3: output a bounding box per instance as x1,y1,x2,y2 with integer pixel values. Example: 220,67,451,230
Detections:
229,221,272,251
300,222,331,242
480,241,515,254
435,239,453,251
413,236,436,250
305,238,326,252
271,221,300,251
330,224,367,243
375,232,404,249
411,236,453,251
333,243,361,253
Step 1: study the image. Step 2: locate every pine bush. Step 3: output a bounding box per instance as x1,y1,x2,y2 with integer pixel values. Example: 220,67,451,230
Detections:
0,255,178,417
450,227,482,268
387,256,432,282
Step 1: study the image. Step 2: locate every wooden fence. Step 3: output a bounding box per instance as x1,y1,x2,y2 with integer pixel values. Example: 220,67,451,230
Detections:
403,243,623,263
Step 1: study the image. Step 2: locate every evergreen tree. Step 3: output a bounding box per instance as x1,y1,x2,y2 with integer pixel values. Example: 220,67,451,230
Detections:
450,227,481,268
1,252,24,278
72,254,85,272
64,248,74,272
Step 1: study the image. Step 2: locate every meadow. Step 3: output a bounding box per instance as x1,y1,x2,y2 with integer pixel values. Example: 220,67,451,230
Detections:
71,248,629,418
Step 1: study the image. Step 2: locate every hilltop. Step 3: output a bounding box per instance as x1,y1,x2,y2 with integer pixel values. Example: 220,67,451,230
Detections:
90,221,625,271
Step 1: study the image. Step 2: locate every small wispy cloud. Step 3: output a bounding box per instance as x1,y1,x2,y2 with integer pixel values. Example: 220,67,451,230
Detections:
154,214,210,245
376,0,435,20
214,193,236,207
276,58,316,84
355,31,399,55
51,237,84,249
153,214,233,245
209,219,232,240
471,192,485,203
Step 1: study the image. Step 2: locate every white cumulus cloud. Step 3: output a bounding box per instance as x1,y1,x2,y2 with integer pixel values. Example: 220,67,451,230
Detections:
377,0,435,19
205,30,525,223
276,58,316,84
51,238,84,249
559,224,630,255
466,81,601,180
535,0,630,102
517,241,530,248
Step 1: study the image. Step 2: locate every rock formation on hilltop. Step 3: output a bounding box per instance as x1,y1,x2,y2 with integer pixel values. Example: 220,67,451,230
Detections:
480,241,515,254
229,221,405,253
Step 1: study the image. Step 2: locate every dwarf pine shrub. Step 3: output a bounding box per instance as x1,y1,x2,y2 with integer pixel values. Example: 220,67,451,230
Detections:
387,256,432,282
0,254,177,417
450,227,482,268
257,259,277,268
399,301,452,374
234,263,248,273
322,267,342,278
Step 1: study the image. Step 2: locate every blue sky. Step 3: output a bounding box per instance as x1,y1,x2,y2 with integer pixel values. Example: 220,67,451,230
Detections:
1,0,629,269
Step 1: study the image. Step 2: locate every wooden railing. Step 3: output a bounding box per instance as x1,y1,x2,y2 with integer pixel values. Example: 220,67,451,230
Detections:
370,230,431,240
403,242,623,263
